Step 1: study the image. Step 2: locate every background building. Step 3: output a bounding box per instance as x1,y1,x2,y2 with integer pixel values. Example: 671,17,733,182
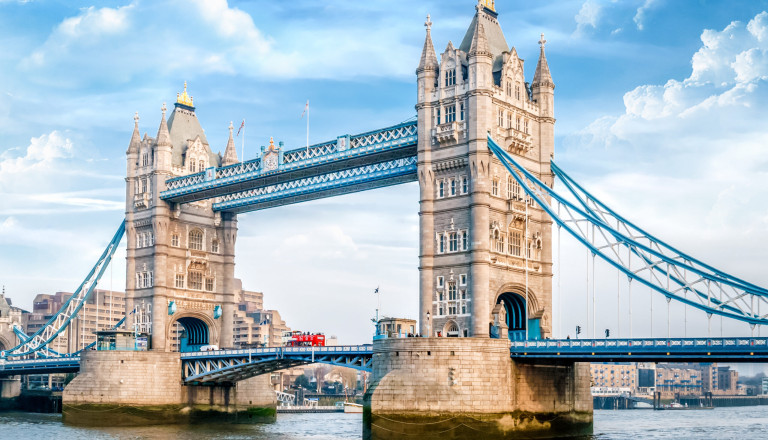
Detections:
377,317,417,337
590,363,637,393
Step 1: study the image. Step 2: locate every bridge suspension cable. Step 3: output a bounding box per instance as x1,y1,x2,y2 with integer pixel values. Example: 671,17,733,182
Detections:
487,136,768,327
1,221,126,359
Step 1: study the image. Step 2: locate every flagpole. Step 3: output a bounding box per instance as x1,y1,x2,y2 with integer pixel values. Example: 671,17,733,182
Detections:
241,121,245,163
306,100,309,154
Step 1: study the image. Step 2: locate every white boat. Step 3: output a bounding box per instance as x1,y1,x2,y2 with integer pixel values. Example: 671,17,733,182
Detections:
343,402,363,413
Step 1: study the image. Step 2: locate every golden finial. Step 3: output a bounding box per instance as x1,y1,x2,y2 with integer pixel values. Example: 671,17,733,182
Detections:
268,137,275,150
176,81,194,107
478,0,495,12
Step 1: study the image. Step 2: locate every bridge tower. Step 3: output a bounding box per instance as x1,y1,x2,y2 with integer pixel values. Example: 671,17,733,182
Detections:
125,84,238,351
417,2,555,338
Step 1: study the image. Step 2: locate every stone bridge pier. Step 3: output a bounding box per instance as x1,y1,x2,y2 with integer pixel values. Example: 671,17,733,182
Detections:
62,351,276,426
364,338,592,439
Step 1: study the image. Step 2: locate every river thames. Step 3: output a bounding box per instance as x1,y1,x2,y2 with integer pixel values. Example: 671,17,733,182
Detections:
2,407,768,439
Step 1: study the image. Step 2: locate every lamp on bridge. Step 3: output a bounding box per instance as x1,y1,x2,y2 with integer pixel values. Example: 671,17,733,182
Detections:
426,311,431,338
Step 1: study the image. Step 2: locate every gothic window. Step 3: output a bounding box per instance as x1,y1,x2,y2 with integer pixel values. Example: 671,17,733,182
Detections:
445,69,456,86
189,229,203,251
175,274,185,288
511,178,522,200
199,160,205,171
205,278,214,292
510,230,522,256
507,112,513,128
140,178,147,194
188,271,203,290
171,233,179,247
516,117,521,131
461,230,468,250
498,108,504,127
190,159,197,173
448,283,457,301
446,105,456,123
515,84,521,100
524,119,529,134
436,108,441,125
448,303,457,315
439,234,446,253
436,276,444,288
506,82,512,96
438,304,444,316
438,180,445,198
492,178,499,196
495,231,505,253
142,152,149,167
527,239,533,259
450,178,456,196
449,232,458,252
461,176,468,194
459,273,467,286
460,102,465,121
211,240,219,253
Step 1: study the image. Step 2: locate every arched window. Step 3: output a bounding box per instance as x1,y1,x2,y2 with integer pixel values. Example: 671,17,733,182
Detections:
189,229,203,250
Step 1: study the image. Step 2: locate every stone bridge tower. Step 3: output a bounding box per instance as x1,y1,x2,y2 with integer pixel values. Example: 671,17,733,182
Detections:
125,84,240,351
417,2,555,338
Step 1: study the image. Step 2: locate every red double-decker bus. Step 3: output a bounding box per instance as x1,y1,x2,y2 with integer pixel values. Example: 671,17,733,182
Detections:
286,331,325,347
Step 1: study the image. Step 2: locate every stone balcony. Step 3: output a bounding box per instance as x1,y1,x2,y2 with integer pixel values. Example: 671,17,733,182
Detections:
133,193,150,209
494,126,532,154
432,121,467,145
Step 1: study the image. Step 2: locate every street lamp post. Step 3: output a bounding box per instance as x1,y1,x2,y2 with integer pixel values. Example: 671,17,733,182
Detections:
426,311,431,338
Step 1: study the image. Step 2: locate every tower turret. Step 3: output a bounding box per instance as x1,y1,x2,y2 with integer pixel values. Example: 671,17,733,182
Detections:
127,112,141,176
222,121,239,166
154,103,172,172
532,33,554,119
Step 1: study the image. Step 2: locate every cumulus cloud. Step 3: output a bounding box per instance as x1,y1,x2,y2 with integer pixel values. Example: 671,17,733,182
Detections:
633,0,660,30
574,0,602,36
21,0,418,82
563,10,768,285
0,131,72,186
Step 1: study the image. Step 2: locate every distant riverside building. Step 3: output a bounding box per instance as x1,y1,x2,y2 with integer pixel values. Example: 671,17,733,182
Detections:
589,363,637,393
717,366,739,394
231,279,291,348
377,317,417,337
24,290,125,353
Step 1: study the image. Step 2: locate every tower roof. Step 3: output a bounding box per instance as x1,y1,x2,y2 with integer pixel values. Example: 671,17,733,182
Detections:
156,103,171,147
165,83,220,168
222,121,238,166
417,14,438,72
127,112,141,155
533,33,554,88
459,4,509,71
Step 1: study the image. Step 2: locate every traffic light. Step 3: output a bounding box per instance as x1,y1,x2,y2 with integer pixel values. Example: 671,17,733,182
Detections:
576,325,581,335
605,329,610,338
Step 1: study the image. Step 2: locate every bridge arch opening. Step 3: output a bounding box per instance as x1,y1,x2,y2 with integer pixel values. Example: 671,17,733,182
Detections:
171,316,211,352
496,292,541,341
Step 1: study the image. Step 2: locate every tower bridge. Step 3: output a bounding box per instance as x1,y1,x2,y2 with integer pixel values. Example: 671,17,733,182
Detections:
2,2,768,438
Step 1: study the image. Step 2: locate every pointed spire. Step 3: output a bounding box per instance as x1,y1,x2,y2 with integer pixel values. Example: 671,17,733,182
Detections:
469,19,490,57
222,121,238,166
156,102,171,147
417,14,438,72
533,33,554,87
127,111,141,154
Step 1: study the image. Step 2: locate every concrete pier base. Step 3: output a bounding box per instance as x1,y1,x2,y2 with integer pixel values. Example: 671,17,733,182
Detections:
0,376,21,410
62,350,275,426
363,338,592,439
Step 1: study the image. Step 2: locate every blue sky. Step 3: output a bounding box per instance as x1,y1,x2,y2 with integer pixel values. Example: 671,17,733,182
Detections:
3,1,768,360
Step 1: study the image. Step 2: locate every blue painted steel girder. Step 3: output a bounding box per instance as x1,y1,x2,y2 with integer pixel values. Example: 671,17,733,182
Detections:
0,357,80,377
510,337,768,363
160,122,417,205
212,157,417,214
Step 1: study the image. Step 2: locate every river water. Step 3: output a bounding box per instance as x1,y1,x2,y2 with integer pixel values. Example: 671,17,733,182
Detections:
1,407,768,439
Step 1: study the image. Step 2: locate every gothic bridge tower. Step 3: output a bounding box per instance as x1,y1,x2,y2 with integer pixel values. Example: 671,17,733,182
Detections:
125,84,241,351
417,2,555,339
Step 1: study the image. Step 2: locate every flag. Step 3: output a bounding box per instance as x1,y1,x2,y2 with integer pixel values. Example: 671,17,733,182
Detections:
374,287,379,294
236,119,245,136
300,100,309,118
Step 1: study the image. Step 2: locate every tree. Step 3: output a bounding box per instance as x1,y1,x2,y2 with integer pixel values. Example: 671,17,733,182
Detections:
294,374,310,389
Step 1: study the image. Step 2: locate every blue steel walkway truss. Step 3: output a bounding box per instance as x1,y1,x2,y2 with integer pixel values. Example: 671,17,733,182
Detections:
160,122,417,213
181,345,373,384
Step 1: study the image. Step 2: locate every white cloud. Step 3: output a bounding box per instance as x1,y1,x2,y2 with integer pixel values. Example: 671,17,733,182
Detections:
0,131,72,186
574,0,602,36
21,0,419,82
633,0,660,30
563,10,768,297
